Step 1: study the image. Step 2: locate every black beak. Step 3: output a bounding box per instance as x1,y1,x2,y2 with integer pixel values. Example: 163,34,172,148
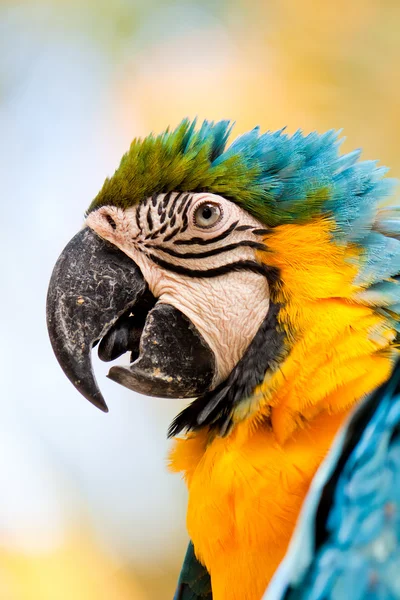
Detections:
47,227,215,411
46,228,148,411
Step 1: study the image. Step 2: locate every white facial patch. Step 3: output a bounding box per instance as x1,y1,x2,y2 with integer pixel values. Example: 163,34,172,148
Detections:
86,193,271,386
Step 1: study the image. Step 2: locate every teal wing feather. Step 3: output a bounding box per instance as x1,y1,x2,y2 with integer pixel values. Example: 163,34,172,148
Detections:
173,542,212,600
264,359,400,600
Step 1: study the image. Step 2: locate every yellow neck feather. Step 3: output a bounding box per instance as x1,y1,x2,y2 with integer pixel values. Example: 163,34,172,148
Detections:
244,219,398,442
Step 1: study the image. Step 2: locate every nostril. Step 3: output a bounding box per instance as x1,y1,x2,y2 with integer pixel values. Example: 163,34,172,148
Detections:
105,214,117,230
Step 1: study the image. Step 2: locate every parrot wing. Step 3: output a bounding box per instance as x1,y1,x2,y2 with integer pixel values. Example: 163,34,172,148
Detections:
264,358,400,600
173,542,212,600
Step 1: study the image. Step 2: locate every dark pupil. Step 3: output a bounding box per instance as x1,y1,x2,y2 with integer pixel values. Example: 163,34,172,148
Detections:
202,206,212,220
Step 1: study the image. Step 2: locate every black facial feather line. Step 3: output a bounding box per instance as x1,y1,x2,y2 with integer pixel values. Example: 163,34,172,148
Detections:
146,240,268,259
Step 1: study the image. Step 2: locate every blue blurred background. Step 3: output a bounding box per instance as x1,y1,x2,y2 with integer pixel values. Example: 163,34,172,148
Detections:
2,1,400,597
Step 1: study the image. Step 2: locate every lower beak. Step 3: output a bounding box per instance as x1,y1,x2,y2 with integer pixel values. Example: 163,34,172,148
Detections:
46,228,215,411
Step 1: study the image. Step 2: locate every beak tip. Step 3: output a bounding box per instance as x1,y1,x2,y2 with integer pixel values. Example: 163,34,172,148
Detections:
72,375,109,412
86,393,109,413
79,384,109,412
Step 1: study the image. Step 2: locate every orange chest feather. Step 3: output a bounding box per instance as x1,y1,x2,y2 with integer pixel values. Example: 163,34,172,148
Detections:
169,410,349,600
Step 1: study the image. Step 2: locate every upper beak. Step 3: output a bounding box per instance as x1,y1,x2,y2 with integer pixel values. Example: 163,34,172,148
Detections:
47,227,216,411
46,228,148,411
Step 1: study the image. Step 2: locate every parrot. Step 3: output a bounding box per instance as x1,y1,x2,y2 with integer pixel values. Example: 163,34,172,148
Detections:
46,119,400,600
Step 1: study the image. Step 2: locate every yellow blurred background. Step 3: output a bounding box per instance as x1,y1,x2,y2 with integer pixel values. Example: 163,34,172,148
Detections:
1,0,400,598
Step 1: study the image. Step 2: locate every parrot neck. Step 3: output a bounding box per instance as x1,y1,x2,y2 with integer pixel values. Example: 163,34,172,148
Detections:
249,298,397,445
247,219,399,444
169,354,395,600
169,219,399,600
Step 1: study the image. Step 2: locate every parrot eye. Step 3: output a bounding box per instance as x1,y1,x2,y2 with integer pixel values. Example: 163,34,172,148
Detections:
193,202,222,229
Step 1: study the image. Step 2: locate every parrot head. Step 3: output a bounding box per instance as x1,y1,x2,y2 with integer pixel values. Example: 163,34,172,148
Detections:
47,119,400,440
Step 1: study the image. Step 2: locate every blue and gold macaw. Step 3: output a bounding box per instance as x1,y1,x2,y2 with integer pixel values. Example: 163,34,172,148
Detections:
46,120,400,600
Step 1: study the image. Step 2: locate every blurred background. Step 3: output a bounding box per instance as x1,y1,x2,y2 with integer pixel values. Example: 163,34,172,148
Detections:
1,0,400,598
